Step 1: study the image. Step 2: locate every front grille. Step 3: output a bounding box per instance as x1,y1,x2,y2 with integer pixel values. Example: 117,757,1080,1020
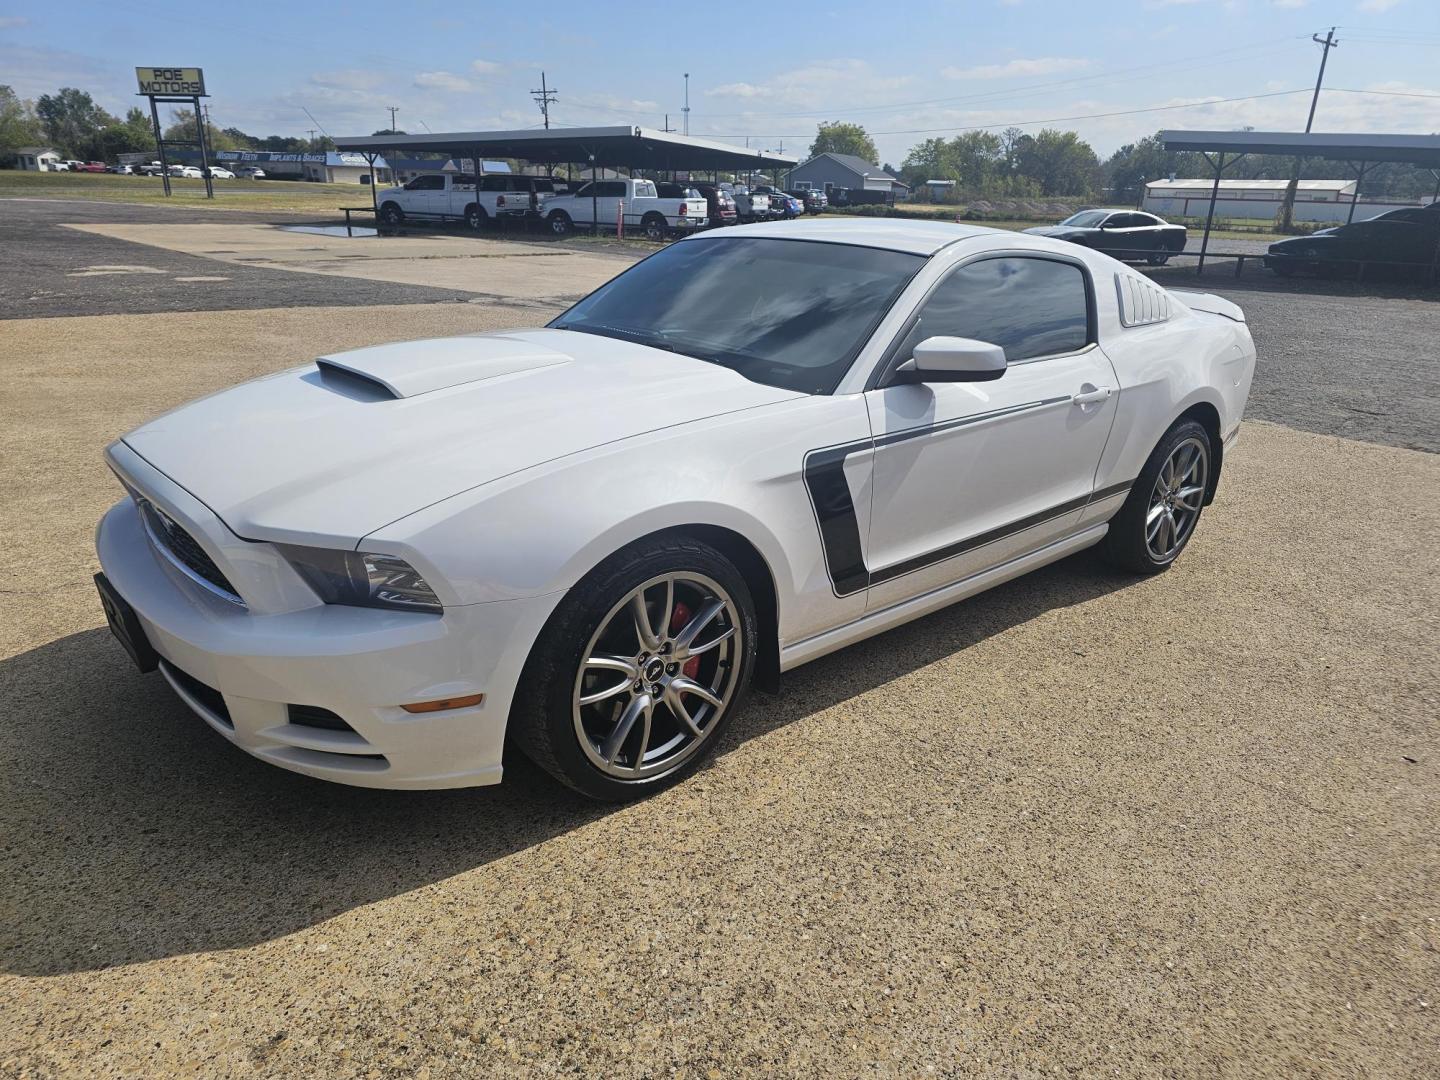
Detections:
164,662,233,727
138,499,242,602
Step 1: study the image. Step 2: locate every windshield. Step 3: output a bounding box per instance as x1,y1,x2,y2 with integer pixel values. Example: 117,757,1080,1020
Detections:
1060,210,1108,227
549,237,924,394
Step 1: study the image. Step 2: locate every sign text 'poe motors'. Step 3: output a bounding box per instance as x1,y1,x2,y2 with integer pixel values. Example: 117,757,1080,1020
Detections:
135,67,207,96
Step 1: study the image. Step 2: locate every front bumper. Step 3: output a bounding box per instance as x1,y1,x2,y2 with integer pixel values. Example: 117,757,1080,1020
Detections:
96,496,562,789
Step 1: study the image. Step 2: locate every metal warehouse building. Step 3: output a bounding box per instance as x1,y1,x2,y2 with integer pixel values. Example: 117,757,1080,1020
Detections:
1142,178,1426,223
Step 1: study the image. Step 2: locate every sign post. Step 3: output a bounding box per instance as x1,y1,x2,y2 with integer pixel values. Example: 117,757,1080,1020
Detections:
136,67,212,199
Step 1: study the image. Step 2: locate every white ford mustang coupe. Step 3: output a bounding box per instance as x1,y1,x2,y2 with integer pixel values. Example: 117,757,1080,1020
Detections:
95,220,1255,800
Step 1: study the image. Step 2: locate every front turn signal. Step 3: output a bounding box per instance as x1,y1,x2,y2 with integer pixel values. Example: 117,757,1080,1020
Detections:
400,693,485,714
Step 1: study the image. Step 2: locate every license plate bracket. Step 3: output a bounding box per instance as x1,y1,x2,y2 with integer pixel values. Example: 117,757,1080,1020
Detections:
94,573,159,673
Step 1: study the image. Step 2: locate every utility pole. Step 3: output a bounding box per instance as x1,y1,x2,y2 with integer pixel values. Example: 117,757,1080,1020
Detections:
531,72,557,129
386,105,399,133
683,73,690,136
307,129,317,151
1280,27,1340,231
663,113,674,133
202,103,213,148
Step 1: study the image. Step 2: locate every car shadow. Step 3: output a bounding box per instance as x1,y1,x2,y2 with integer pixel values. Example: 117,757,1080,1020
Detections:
1,551,1138,977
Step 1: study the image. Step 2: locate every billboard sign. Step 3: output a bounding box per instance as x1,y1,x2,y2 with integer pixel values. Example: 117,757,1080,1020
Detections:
135,67,207,96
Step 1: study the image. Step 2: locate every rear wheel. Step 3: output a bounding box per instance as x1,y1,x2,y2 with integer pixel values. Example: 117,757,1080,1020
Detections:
1147,249,1171,266
465,203,487,231
548,210,573,236
642,213,669,241
379,202,404,225
1101,419,1212,575
511,536,756,801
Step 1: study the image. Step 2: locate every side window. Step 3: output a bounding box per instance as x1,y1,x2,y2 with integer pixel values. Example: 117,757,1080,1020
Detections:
571,182,593,198
405,175,444,191
895,258,1091,365
481,176,508,191
1104,213,1135,228
598,181,628,197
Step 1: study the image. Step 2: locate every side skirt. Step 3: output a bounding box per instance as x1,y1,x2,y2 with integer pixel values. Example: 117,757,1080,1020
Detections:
778,523,1109,673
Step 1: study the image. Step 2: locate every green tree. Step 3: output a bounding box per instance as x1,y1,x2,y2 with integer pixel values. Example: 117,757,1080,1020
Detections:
1104,132,1206,204
809,122,879,164
0,85,45,162
94,106,155,160
36,87,115,158
164,108,251,152
1011,128,1100,196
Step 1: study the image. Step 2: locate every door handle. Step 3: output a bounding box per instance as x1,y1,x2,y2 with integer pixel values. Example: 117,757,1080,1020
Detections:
1072,386,1114,406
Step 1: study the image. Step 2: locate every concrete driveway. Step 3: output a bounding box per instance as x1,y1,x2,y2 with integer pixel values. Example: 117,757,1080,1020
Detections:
1,221,1437,1077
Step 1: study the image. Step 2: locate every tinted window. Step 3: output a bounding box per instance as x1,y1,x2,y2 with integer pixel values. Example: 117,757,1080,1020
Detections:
481,176,511,191
598,181,627,197
895,257,1090,364
551,238,923,395
1061,210,1107,227
405,175,444,191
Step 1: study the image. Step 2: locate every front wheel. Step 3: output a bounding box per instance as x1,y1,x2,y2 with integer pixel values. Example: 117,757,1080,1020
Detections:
1100,419,1212,575
379,202,404,225
511,536,757,801
547,211,573,236
465,204,487,231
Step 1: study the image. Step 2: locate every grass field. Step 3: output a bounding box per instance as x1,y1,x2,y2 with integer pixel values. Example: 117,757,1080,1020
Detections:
0,170,355,214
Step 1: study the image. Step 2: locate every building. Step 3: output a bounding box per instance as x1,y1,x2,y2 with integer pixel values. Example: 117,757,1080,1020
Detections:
922,179,957,200
1143,178,1425,223
212,150,396,184
386,157,511,184
13,147,61,171
785,152,910,204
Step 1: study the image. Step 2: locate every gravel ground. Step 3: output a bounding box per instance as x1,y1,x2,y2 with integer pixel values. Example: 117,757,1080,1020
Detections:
1,304,1438,1078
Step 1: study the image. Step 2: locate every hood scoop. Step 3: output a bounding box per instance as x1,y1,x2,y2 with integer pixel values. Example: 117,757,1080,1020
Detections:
315,333,571,399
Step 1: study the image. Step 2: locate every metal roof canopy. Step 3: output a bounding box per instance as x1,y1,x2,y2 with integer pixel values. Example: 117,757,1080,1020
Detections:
1160,130,1440,169
334,126,796,172
1159,130,1440,275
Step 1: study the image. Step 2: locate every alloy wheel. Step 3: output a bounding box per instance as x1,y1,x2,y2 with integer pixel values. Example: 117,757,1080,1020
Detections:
1146,436,1208,562
573,572,742,780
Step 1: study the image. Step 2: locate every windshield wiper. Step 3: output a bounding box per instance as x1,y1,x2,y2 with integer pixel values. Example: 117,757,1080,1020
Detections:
558,323,675,352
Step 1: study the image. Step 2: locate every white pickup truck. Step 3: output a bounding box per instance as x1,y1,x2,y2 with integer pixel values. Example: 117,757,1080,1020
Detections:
376,174,561,229
542,178,708,239
723,184,772,224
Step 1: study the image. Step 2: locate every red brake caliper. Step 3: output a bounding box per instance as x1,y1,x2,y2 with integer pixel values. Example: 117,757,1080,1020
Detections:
669,603,702,679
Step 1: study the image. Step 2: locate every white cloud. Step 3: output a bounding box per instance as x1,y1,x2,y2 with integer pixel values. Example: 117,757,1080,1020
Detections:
311,69,383,92
701,59,912,110
470,59,502,75
414,71,472,93
0,15,30,28
942,57,1092,80
707,81,771,99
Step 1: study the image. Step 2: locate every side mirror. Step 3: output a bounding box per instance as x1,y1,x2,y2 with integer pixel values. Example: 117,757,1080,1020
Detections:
893,336,1007,384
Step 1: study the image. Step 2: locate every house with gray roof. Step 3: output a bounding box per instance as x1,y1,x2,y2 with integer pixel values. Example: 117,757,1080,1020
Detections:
784,152,910,204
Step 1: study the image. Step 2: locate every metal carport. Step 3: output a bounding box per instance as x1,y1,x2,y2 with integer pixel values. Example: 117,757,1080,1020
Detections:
334,126,797,235
1160,130,1440,275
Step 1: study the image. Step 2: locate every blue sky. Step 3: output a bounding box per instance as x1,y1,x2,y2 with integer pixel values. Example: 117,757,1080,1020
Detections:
2,0,1438,163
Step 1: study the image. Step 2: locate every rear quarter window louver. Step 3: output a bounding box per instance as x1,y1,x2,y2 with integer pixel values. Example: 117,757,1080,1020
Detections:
1114,273,1173,328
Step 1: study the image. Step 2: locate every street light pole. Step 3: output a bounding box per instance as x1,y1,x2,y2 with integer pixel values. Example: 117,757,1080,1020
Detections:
683,73,690,137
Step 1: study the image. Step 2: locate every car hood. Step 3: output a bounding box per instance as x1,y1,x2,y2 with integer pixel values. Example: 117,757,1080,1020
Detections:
1269,233,1337,252
119,328,801,547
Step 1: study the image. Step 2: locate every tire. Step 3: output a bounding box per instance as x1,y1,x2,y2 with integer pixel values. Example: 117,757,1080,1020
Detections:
379,202,404,225
465,203,487,231
1146,250,1171,266
510,535,758,801
642,213,668,241
547,211,572,236
1100,418,1212,575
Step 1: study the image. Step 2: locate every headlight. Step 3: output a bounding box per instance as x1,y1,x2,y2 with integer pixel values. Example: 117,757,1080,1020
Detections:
281,546,443,613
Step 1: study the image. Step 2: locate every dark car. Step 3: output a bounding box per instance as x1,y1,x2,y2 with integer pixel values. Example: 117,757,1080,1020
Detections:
692,182,738,227
1024,209,1187,265
1265,202,1440,278
788,189,826,214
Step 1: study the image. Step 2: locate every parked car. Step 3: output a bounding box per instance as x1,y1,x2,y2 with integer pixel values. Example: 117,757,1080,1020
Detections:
75,161,107,173
1024,209,1187,266
108,164,136,175
204,166,236,179
238,167,267,179
62,159,85,172
378,173,553,229
166,165,204,179
789,189,826,214
93,219,1255,800
723,184,771,224
753,187,798,220
693,182,738,227
50,161,70,172
1264,202,1440,278
543,177,708,239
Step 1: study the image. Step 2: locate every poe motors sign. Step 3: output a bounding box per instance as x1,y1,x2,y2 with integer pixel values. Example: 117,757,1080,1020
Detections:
136,67,207,96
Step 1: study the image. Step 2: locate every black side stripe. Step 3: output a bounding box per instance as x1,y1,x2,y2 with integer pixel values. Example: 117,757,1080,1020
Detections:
801,406,1133,596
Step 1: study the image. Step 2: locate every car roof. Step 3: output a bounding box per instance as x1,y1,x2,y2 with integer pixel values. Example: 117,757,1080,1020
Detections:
689,217,997,255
